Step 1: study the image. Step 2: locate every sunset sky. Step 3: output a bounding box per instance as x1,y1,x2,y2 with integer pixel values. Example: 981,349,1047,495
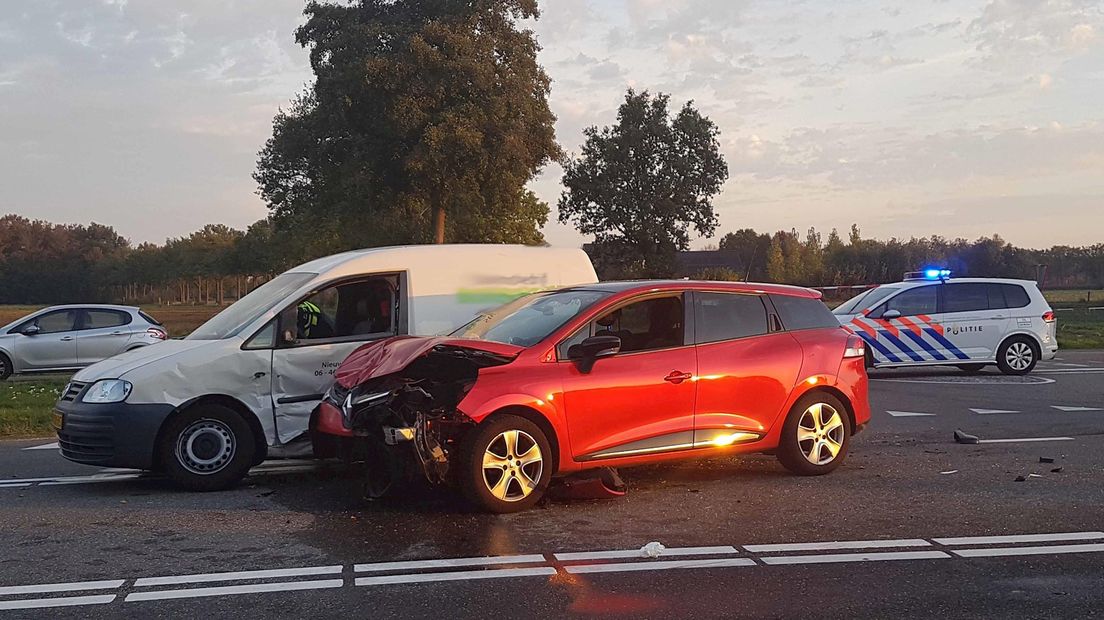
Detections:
2,0,1102,248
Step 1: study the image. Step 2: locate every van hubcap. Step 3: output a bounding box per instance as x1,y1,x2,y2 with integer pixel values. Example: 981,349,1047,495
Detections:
482,430,542,502
798,403,844,466
176,419,236,475
1006,342,1034,371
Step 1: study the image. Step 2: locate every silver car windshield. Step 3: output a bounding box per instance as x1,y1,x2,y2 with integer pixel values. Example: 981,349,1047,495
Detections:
187,272,316,340
833,287,897,315
451,289,611,348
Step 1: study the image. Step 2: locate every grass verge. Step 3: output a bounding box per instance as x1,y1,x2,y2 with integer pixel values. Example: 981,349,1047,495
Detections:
0,378,69,439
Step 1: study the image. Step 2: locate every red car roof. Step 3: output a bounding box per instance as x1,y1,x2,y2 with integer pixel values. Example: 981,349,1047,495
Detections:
576,280,822,299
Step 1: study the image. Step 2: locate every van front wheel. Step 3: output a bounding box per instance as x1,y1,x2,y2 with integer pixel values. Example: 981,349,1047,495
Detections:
159,404,255,491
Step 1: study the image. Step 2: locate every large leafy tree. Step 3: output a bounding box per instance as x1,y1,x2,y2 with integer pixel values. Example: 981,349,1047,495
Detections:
255,0,560,248
559,90,728,278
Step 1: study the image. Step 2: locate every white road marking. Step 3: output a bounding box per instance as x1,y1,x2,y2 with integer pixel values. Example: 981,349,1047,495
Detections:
760,550,951,565
21,442,58,451
933,532,1104,546
0,462,324,490
886,410,936,417
555,545,738,561
125,579,344,602
970,408,1020,415
953,543,1104,558
356,567,555,586
0,594,116,611
1051,405,1104,412
0,579,125,596
872,377,1055,385
0,483,31,488
355,554,546,572
1036,368,1104,374
976,436,1074,444
39,474,143,486
134,565,343,587
566,558,755,574
744,538,930,553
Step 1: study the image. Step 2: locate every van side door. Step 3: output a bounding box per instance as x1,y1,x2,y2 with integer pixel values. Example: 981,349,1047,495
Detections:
269,274,401,445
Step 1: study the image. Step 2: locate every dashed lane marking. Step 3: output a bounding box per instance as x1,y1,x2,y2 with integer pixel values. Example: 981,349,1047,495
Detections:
565,558,755,574
933,532,1104,546
759,550,951,565
970,408,1020,415
0,462,321,490
20,442,58,451
744,538,930,553
976,436,1074,444
555,546,737,561
7,531,1104,609
886,411,936,417
125,579,344,603
1052,405,1104,412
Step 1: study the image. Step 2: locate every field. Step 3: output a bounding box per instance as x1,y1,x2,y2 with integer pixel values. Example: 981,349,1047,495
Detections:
0,378,69,438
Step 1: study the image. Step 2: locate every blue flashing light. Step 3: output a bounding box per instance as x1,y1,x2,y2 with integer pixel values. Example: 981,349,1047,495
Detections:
905,268,952,281
924,269,941,279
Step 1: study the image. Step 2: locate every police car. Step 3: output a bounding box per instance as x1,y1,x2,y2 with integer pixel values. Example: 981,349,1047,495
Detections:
832,270,1057,375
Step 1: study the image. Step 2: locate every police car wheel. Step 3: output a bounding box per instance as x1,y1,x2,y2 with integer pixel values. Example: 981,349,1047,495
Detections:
159,404,255,492
997,337,1038,375
957,363,986,374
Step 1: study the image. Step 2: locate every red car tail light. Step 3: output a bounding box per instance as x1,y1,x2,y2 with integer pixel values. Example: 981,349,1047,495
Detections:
1042,311,1055,322
147,327,168,340
843,334,866,358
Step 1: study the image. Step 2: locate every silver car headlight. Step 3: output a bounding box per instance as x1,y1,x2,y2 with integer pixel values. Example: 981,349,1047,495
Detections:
82,379,133,404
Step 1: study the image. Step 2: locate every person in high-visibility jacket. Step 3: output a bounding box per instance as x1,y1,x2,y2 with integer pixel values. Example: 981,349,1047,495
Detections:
297,300,322,339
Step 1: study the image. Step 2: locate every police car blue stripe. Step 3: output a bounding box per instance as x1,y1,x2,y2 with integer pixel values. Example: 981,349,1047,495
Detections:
901,330,947,361
858,332,902,363
879,331,926,362
923,328,971,360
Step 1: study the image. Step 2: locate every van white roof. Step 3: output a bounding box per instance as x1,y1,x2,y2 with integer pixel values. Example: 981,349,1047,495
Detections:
289,244,592,280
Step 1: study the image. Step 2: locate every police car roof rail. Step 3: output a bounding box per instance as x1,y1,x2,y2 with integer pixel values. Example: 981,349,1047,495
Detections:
903,269,952,281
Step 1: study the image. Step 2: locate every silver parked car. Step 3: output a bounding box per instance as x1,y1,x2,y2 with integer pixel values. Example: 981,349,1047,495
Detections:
0,305,168,380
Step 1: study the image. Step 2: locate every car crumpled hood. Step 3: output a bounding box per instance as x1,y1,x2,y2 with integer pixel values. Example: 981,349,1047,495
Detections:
72,339,217,382
335,336,524,389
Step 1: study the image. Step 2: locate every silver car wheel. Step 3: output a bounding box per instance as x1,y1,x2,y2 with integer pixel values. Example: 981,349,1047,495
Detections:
797,402,845,466
482,429,543,502
1005,341,1034,371
175,419,236,475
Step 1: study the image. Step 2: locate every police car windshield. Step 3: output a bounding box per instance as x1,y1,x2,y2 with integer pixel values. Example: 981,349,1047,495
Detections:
187,272,316,340
452,289,611,348
833,286,898,315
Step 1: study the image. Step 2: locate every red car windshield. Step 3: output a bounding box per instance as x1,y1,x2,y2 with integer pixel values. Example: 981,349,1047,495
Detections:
451,289,610,348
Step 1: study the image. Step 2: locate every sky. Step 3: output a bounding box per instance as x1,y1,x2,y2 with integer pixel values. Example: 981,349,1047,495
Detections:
1,0,1102,249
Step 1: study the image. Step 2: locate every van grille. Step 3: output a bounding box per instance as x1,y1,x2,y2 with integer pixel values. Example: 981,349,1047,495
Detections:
59,381,87,402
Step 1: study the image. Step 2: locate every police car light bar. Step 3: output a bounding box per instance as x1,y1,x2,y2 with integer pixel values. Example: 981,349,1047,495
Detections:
904,268,952,281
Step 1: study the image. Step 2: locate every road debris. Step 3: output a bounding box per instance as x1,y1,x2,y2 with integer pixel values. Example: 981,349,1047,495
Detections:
1014,475,1027,482
1039,456,1055,464
1051,467,1065,473
640,542,666,558
954,429,980,445
940,470,958,475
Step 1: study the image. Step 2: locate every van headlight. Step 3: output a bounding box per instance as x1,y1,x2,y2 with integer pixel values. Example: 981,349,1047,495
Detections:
82,380,133,403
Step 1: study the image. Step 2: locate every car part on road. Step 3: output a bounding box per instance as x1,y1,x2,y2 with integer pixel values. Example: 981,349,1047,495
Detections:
776,392,851,475
953,429,980,444
997,337,1039,375
158,404,256,491
549,467,626,500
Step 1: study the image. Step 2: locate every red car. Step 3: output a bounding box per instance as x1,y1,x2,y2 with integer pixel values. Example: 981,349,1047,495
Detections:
313,281,870,512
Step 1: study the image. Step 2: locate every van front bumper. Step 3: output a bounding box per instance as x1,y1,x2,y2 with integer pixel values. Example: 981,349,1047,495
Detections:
55,398,175,469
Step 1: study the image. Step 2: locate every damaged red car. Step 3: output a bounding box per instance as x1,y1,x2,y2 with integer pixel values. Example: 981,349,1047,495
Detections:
312,281,870,513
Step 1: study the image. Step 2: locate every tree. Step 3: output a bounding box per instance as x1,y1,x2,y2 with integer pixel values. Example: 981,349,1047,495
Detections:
255,0,560,249
718,228,771,280
559,90,728,278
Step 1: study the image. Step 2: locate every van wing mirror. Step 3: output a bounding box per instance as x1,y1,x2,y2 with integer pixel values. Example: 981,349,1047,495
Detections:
567,334,621,373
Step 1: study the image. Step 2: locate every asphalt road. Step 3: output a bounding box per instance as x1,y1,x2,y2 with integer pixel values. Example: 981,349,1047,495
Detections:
2,351,1103,618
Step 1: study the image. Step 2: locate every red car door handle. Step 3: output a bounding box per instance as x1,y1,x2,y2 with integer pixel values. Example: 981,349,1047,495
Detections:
664,371,693,384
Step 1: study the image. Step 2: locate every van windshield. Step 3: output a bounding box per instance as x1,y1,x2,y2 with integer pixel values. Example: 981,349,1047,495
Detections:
452,289,611,347
187,272,316,340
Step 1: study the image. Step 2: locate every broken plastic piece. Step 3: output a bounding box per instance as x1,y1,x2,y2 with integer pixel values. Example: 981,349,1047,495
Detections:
940,470,958,475
550,467,626,500
1014,475,1027,482
1039,456,1055,464
1028,473,1043,478
1051,467,1064,473
954,429,979,445
640,542,666,558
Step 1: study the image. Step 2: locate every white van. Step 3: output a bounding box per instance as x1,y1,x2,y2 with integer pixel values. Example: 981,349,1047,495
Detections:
55,245,598,490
